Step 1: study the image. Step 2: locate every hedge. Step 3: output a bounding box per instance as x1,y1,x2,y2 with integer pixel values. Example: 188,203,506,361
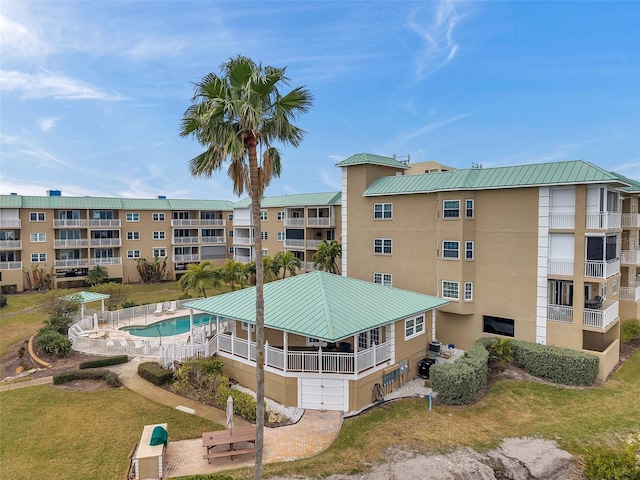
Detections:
138,361,174,386
53,369,120,387
79,355,129,369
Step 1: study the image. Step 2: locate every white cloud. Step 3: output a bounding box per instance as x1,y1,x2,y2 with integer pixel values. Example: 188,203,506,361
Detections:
318,169,341,190
38,117,60,132
394,112,473,143
611,160,640,180
122,38,188,63
0,70,126,100
0,12,48,59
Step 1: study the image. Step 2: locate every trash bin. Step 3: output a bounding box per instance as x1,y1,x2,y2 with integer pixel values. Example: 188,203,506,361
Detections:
418,357,436,378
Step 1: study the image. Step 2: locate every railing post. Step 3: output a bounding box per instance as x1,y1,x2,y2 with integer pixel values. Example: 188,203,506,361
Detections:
265,340,269,368
318,347,322,373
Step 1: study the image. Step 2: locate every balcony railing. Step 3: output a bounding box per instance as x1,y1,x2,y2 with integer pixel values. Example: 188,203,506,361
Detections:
306,239,322,249
201,236,225,244
547,304,573,323
284,239,305,248
621,213,640,228
89,219,121,227
201,219,225,226
172,237,199,244
620,285,640,302
307,217,334,227
548,259,574,276
548,213,575,229
233,237,254,245
233,255,252,263
0,261,22,270
90,238,121,247
171,219,200,226
90,257,122,265
172,254,200,263
584,258,620,279
55,259,89,268
54,219,88,228
305,262,317,271
621,249,640,265
583,300,618,329
54,239,89,248
283,217,305,227
0,240,22,249
0,220,21,228
585,212,621,230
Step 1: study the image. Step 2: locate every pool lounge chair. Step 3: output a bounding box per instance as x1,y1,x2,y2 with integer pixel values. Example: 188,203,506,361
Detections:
167,301,177,313
153,303,163,316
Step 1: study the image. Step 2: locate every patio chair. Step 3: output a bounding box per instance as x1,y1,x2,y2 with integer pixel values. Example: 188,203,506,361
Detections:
167,301,177,313
594,296,603,309
153,303,163,316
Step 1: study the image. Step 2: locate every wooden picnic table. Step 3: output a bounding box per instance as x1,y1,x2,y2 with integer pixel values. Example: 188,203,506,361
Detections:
202,426,256,463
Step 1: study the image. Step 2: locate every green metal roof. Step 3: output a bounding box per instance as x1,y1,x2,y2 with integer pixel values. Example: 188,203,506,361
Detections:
363,160,630,196
232,192,341,209
0,195,233,211
335,153,410,169
58,291,110,304
183,271,448,342
609,172,640,193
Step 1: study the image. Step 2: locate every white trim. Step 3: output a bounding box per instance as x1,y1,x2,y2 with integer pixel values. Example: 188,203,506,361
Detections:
536,187,550,345
341,168,348,277
404,313,425,340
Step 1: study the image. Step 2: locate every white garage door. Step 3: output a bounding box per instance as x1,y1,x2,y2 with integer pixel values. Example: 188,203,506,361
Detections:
299,378,346,411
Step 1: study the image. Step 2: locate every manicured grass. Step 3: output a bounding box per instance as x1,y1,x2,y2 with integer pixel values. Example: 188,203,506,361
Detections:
0,385,217,480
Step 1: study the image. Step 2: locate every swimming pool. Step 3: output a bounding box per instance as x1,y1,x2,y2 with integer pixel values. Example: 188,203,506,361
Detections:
121,314,217,337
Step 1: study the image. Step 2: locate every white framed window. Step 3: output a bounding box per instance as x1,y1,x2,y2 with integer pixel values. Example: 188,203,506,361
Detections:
277,211,284,221
465,241,474,260
127,231,140,240
229,247,234,254
228,214,233,221
228,230,233,238
443,241,460,259
306,337,328,347
374,203,392,220
153,248,166,257
464,282,473,301
443,200,460,218
358,327,381,349
152,213,165,222
261,231,268,240
262,249,268,256
241,321,254,332
373,272,392,287
31,253,47,263
127,250,141,259
277,231,285,241
374,238,392,255
465,199,474,219
30,233,46,242
404,314,425,340
29,212,45,222
153,231,166,240
442,281,460,300
612,279,618,295
260,210,268,221
126,212,139,222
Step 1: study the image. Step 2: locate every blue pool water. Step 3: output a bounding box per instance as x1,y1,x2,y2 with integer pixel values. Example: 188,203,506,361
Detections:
121,314,216,337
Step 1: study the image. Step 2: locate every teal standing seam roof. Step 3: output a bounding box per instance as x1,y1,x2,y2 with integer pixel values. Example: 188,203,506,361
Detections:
609,172,640,193
0,195,234,210
335,153,410,169
58,291,110,304
184,271,448,342
363,160,630,196
232,192,341,209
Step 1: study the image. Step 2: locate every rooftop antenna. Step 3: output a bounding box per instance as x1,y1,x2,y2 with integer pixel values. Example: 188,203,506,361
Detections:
393,154,411,165
471,162,483,169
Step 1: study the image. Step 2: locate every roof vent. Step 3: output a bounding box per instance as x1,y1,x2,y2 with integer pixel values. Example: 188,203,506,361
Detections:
10,192,17,195
47,190,61,196
157,195,166,199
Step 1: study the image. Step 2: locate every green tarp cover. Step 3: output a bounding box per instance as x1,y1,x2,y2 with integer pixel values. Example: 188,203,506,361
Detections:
150,426,168,446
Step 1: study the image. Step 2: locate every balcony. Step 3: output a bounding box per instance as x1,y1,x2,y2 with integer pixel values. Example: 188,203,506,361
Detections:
201,236,225,244
55,259,89,268
173,254,200,263
621,249,640,265
583,300,618,329
54,239,89,248
585,212,621,230
283,217,305,227
91,257,122,265
0,240,22,249
305,262,317,271
54,219,88,228
171,219,200,226
234,255,252,263
0,261,22,270
201,219,225,226
90,238,121,247
620,285,640,302
621,213,640,228
547,304,573,324
584,258,620,279
284,239,305,249
548,259,574,276
89,219,121,227
233,237,254,245
307,217,335,227
172,236,200,244
0,219,21,228
306,239,322,249
548,213,575,229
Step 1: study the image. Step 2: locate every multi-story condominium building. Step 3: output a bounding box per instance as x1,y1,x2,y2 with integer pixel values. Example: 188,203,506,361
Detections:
336,153,640,379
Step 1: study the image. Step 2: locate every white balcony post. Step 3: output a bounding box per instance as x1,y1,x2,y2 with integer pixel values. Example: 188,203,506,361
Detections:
264,340,269,367
354,338,358,374
283,332,288,372
318,346,322,374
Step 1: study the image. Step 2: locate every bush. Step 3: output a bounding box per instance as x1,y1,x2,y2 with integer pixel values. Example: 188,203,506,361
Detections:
36,329,72,358
53,369,121,387
79,355,129,369
583,437,640,480
121,300,137,309
0,294,7,308
44,315,73,334
621,319,640,344
138,361,174,386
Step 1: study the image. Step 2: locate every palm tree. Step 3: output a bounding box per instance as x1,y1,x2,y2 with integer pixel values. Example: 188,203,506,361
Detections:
180,55,312,477
248,255,278,283
218,259,248,291
85,265,108,286
273,250,301,279
178,261,218,298
313,239,342,274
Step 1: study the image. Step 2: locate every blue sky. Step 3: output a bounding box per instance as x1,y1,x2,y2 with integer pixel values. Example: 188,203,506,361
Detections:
1,1,639,200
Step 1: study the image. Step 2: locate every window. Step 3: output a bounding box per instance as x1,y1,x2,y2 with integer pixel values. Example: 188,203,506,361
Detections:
30,233,46,242
260,210,268,221
127,231,140,240
241,321,254,331
277,211,284,221
612,279,618,295
306,337,327,347
228,214,233,221
127,250,141,259
262,249,268,256
229,247,234,254
261,231,268,240
358,327,381,349
465,241,474,260
374,203,392,220
442,281,459,300
464,282,473,301
31,253,47,263
30,212,45,222
126,212,139,222
153,231,166,240
277,231,285,241
405,314,425,340
373,272,392,287
465,199,474,219
153,248,166,257
443,200,460,218
443,241,460,259
152,213,165,222
374,238,392,255
483,315,514,337
228,230,234,238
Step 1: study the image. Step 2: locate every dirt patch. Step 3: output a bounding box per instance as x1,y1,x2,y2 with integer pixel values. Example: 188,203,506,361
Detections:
55,379,114,392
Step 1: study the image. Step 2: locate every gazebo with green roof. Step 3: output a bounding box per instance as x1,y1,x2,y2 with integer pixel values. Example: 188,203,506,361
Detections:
58,291,110,318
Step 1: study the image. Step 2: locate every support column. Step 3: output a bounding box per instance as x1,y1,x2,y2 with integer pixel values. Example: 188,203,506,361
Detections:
283,331,288,372
432,310,436,341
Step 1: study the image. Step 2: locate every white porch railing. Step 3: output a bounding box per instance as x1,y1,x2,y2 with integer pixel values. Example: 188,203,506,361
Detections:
90,238,121,246
620,285,640,302
201,236,225,244
284,218,305,227
583,300,619,329
233,237,254,245
201,219,225,226
306,240,322,249
548,259,574,276
621,213,640,228
55,259,89,267
89,219,121,227
585,212,621,230
91,257,122,265
163,343,206,366
172,237,199,244
54,239,89,248
621,250,640,265
305,262,317,271
549,213,575,229
173,254,200,262
547,304,573,323
0,240,22,249
307,218,334,227
284,239,305,248
0,261,22,270
171,219,200,226
584,258,620,278
54,219,88,227
233,255,252,263
0,219,21,228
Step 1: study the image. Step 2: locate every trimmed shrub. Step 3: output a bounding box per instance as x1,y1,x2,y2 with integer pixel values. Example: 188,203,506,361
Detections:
621,319,640,344
121,300,137,308
138,361,174,386
583,438,640,480
0,294,7,308
36,329,72,358
79,355,129,369
53,369,121,387
510,340,599,386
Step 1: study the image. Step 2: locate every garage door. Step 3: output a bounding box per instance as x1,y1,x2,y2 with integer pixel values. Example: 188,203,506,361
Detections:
299,378,347,411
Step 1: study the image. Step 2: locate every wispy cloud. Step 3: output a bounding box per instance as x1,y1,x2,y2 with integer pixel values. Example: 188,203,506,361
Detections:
611,160,640,180
318,169,341,190
0,12,49,59
394,112,473,143
0,70,127,100
38,117,60,132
